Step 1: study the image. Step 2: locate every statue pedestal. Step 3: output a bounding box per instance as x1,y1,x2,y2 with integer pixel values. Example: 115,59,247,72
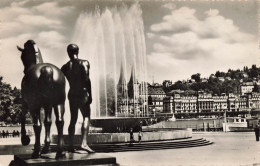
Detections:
13,151,116,166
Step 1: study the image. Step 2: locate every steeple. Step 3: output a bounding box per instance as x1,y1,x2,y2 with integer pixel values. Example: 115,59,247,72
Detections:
128,66,136,99
118,63,125,86
128,66,135,85
117,63,127,98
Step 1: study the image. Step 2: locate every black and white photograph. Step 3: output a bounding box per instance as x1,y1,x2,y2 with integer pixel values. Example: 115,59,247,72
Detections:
0,0,260,165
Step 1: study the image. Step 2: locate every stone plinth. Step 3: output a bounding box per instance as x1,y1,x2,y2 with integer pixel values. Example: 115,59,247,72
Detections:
13,152,116,166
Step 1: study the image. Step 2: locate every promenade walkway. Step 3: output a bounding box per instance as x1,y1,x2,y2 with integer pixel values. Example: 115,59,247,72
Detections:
0,132,259,166
110,132,260,166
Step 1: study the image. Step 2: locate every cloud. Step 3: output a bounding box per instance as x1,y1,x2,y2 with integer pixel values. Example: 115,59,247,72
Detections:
146,32,155,38
162,3,176,10
205,9,219,17
0,1,75,88
37,31,67,48
148,6,259,82
16,15,61,28
150,7,197,33
33,2,74,18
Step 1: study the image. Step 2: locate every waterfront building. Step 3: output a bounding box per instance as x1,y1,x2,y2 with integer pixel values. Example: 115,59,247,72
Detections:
241,82,254,95
163,96,173,113
212,95,228,112
228,93,238,112
247,92,260,110
162,90,260,118
236,95,248,111
197,92,214,113
148,86,166,112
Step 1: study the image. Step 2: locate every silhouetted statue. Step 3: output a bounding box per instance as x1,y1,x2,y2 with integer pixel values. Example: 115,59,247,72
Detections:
17,40,66,159
61,44,94,153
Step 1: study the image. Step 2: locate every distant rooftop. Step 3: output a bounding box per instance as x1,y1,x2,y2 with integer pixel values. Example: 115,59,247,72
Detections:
148,86,166,95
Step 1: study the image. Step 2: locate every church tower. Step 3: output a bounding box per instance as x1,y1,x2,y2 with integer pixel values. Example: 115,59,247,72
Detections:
117,63,127,98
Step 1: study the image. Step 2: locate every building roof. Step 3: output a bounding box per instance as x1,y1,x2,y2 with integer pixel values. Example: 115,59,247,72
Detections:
241,82,254,86
167,89,185,95
148,86,166,95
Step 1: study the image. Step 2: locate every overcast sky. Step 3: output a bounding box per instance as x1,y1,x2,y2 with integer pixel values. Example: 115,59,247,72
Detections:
0,0,259,88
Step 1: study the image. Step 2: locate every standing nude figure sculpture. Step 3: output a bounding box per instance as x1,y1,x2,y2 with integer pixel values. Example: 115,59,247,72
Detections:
61,44,94,153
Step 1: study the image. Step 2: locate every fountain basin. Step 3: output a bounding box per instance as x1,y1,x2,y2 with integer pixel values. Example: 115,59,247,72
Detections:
90,117,151,133
52,128,192,145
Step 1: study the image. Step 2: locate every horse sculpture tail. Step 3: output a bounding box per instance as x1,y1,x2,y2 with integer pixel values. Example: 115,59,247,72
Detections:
38,66,54,99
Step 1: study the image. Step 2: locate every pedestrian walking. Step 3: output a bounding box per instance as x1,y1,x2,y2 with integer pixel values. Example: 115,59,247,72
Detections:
138,131,142,144
129,128,134,146
254,124,259,141
16,130,20,137
2,130,5,138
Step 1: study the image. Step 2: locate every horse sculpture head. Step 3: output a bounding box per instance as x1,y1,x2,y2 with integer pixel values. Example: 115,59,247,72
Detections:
17,40,43,73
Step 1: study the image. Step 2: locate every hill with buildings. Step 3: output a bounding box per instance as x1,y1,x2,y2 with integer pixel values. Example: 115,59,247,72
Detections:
148,65,260,119
164,64,260,95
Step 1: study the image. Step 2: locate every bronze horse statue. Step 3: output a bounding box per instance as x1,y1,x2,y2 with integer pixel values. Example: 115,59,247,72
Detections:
17,40,66,159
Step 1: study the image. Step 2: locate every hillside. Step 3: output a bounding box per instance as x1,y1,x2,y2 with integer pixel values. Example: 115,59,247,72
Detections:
164,64,260,95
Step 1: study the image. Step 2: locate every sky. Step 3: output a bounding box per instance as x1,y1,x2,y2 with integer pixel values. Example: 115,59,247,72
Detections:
0,0,259,88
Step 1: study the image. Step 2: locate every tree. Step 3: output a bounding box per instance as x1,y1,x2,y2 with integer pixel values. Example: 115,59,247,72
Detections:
191,73,201,83
253,84,260,93
0,75,31,124
148,96,153,105
215,71,221,77
169,80,188,91
249,64,258,78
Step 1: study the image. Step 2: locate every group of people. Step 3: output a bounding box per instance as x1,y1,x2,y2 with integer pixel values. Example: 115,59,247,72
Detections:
0,130,20,138
129,121,143,146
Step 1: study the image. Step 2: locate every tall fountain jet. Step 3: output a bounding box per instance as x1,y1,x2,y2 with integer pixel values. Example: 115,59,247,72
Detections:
72,3,148,118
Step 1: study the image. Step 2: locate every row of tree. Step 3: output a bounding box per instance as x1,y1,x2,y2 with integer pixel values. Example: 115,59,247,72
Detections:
0,76,32,124
164,65,260,95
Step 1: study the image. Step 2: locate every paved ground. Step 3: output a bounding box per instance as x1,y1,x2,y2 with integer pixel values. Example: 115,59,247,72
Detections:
0,132,259,166
110,132,260,166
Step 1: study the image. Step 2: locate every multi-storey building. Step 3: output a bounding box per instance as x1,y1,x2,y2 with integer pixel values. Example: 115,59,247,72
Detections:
228,93,237,112
163,91,260,116
197,92,214,113
163,96,173,113
148,86,166,112
248,92,260,110
241,82,254,95
212,95,228,112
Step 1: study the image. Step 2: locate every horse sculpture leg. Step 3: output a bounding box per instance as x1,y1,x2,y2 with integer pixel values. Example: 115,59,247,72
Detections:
21,102,30,145
54,104,65,159
41,105,52,154
31,108,42,159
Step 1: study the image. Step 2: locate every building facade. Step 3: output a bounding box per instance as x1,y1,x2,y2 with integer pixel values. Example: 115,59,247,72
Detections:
163,91,260,116
148,86,166,112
